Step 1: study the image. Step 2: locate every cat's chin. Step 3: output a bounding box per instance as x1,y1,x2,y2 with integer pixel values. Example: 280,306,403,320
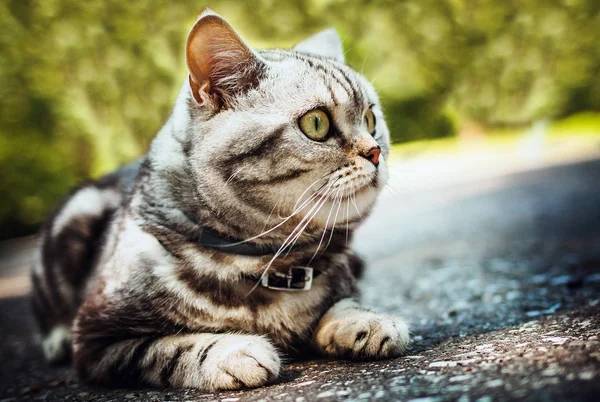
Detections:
311,183,380,227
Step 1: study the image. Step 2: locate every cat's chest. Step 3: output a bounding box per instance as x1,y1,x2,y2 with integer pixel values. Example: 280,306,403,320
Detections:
169,275,332,345
106,222,340,344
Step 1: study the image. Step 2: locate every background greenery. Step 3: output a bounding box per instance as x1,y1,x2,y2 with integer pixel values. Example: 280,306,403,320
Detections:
1,0,599,239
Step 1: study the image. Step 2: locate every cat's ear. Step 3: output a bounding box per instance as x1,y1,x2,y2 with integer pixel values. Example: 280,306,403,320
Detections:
186,9,264,108
294,28,345,64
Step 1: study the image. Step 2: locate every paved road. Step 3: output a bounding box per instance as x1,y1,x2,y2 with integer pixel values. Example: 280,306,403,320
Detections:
1,158,600,401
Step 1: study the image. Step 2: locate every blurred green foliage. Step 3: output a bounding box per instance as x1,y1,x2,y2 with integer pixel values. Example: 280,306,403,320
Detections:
0,0,599,238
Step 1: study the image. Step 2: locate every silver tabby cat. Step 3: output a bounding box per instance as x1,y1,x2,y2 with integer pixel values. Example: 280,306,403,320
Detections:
31,10,409,390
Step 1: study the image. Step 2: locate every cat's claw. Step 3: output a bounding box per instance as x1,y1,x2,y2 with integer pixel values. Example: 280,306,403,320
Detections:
315,302,409,360
201,335,280,391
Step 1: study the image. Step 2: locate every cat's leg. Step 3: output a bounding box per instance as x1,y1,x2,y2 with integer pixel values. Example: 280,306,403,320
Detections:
313,298,410,360
74,332,280,390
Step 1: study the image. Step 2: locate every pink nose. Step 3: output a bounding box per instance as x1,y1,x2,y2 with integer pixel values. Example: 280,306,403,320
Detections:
363,146,381,166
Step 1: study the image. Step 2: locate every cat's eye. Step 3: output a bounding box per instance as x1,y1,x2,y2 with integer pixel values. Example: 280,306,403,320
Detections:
364,108,376,134
299,109,330,141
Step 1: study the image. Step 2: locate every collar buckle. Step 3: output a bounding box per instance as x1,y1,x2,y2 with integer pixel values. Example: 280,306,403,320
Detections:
261,267,313,291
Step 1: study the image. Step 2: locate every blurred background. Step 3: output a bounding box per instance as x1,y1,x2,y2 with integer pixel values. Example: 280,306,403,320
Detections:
1,3,600,399
1,0,599,239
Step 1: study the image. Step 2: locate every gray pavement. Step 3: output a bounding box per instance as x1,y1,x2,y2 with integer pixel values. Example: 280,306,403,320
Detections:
1,158,600,401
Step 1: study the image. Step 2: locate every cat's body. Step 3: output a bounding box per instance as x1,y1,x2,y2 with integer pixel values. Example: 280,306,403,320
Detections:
31,10,409,390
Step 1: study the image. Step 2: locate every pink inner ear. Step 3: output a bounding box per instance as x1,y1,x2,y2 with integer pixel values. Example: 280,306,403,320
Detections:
185,14,263,106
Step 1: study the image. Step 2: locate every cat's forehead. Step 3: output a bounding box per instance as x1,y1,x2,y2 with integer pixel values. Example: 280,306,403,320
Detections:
255,50,377,116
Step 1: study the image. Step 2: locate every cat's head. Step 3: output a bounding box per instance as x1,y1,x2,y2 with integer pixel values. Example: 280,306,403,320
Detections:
165,10,390,239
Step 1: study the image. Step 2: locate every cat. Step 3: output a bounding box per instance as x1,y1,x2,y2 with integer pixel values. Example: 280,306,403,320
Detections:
30,9,410,391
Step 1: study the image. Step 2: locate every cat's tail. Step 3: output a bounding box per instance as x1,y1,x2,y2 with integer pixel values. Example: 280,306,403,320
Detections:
30,175,127,363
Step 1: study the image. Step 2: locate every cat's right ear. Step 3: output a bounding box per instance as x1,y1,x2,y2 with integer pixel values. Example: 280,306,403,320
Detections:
186,10,264,109
294,28,345,64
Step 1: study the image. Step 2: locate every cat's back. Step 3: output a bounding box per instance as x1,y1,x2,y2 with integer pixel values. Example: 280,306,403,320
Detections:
30,158,142,363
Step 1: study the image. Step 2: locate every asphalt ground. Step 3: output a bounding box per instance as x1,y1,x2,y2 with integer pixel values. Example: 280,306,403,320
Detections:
1,157,599,402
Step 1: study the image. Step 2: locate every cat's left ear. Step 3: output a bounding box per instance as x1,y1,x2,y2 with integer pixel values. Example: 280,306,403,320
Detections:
294,28,345,64
186,9,265,108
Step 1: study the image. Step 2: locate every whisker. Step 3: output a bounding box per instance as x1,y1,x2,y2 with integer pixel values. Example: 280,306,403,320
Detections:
292,173,331,211
278,184,337,255
246,181,339,295
262,198,282,233
369,69,385,86
221,176,332,247
323,187,344,253
360,51,369,74
345,192,350,245
384,183,402,197
307,186,342,265
283,189,333,259
284,184,337,258
224,166,246,186
246,193,333,295
351,187,362,218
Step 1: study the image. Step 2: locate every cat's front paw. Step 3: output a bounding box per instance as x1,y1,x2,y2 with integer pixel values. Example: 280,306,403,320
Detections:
315,303,409,360
201,335,280,391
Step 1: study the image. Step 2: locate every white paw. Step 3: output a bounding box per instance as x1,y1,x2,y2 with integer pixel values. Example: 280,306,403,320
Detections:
315,309,409,360
201,335,280,391
42,325,72,363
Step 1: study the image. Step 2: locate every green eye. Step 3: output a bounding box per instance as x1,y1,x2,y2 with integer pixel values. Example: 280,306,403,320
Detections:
364,108,376,134
299,109,330,141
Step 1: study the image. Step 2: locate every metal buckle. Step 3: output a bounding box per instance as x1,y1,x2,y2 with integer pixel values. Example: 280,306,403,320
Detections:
261,267,313,291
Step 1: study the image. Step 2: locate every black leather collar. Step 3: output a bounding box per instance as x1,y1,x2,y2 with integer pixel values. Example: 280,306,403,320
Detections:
193,226,322,290
194,226,281,256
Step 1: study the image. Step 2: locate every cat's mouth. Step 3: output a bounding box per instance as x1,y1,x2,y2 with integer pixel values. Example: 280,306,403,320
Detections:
285,165,381,229
348,175,379,196
330,171,379,198
309,174,380,227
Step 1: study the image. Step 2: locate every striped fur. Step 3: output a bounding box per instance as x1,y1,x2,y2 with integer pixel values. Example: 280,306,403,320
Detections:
31,10,408,389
